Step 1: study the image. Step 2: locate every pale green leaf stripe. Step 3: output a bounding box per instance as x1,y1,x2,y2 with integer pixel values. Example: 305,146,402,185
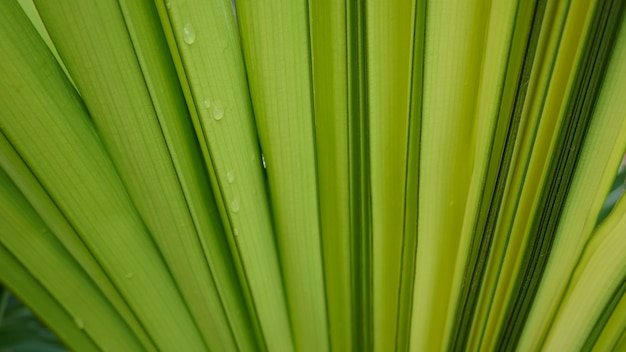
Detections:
584,273,626,351
519,10,626,349
32,1,239,349
490,0,612,347
476,0,577,347
0,245,98,352
467,0,560,347
458,1,546,348
0,168,143,351
118,0,260,349
309,0,353,350
0,4,205,350
0,133,156,351
495,0,622,343
153,0,294,349
591,273,626,351
542,194,626,350
410,0,488,350
235,0,330,350
396,0,426,349
365,0,416,350
443,0,521,348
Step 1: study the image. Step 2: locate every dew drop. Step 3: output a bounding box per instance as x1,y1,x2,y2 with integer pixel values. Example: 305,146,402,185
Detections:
233,227,239,236
261,154,266,169
125,272,134,279
183,24,196,45
203,99,211,109
230,197,240,213
226,170,235,184
166,1,172,9
212,104,224,120
74,317,84,329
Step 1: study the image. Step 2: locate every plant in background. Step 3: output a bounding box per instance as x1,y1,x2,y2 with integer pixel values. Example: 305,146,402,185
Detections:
1,0,625,351
0,286,65,351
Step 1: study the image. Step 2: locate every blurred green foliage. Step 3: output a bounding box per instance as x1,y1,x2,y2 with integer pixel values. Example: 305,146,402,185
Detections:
0,287,65,352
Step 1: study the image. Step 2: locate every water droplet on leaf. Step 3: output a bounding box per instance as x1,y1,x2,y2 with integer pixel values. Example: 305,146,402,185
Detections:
227,171,235,184
183,24,196,45
74,317,84,329
212,104,224,120
230,197,240,213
